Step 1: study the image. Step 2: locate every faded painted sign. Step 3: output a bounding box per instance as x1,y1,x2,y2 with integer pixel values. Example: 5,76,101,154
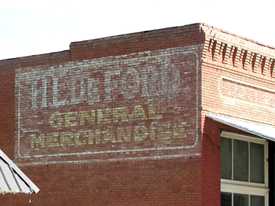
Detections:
16,47,199,162
221,78,275,109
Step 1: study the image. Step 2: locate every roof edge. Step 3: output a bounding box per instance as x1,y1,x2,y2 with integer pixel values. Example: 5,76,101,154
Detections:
0,149,39,194
201,23,275,57
70,23,203,48
1,23,275,69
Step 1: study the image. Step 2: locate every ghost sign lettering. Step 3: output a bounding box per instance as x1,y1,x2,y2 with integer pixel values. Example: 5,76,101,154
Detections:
15,47,199,162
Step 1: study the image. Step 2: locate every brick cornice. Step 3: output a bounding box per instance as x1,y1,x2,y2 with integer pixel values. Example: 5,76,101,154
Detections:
201,24,275,80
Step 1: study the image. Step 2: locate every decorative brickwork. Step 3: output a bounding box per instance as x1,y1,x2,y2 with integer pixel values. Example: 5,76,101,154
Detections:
201,24,275,125
203,25,275,80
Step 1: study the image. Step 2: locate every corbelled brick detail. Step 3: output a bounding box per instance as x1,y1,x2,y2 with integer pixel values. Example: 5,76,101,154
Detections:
201,25,275,125
206,38,275,78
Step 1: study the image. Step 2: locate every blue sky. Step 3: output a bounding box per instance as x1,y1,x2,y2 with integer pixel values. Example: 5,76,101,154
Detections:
1,0,275,60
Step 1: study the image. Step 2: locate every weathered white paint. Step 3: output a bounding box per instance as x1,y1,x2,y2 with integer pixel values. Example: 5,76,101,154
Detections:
15,46,200,163
28,60,182,109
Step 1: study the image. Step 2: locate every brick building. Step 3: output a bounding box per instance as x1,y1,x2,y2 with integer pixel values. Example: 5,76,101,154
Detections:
0,23,274,206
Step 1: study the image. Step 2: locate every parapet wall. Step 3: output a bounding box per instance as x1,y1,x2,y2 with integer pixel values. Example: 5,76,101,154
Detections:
0,24,204,206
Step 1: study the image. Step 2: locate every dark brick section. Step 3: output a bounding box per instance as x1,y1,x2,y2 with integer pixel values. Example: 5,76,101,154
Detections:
70,24,204,60
0,51,71,71
0,67,15,158
0,158,201,206
201,116,220,206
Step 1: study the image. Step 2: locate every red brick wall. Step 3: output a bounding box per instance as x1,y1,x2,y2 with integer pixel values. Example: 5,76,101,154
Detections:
201,32,275,125
0,67,15,158
201,115,220,206
200,113,260,206
0,158,202,206
0,24,204,206
201,62,275,125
